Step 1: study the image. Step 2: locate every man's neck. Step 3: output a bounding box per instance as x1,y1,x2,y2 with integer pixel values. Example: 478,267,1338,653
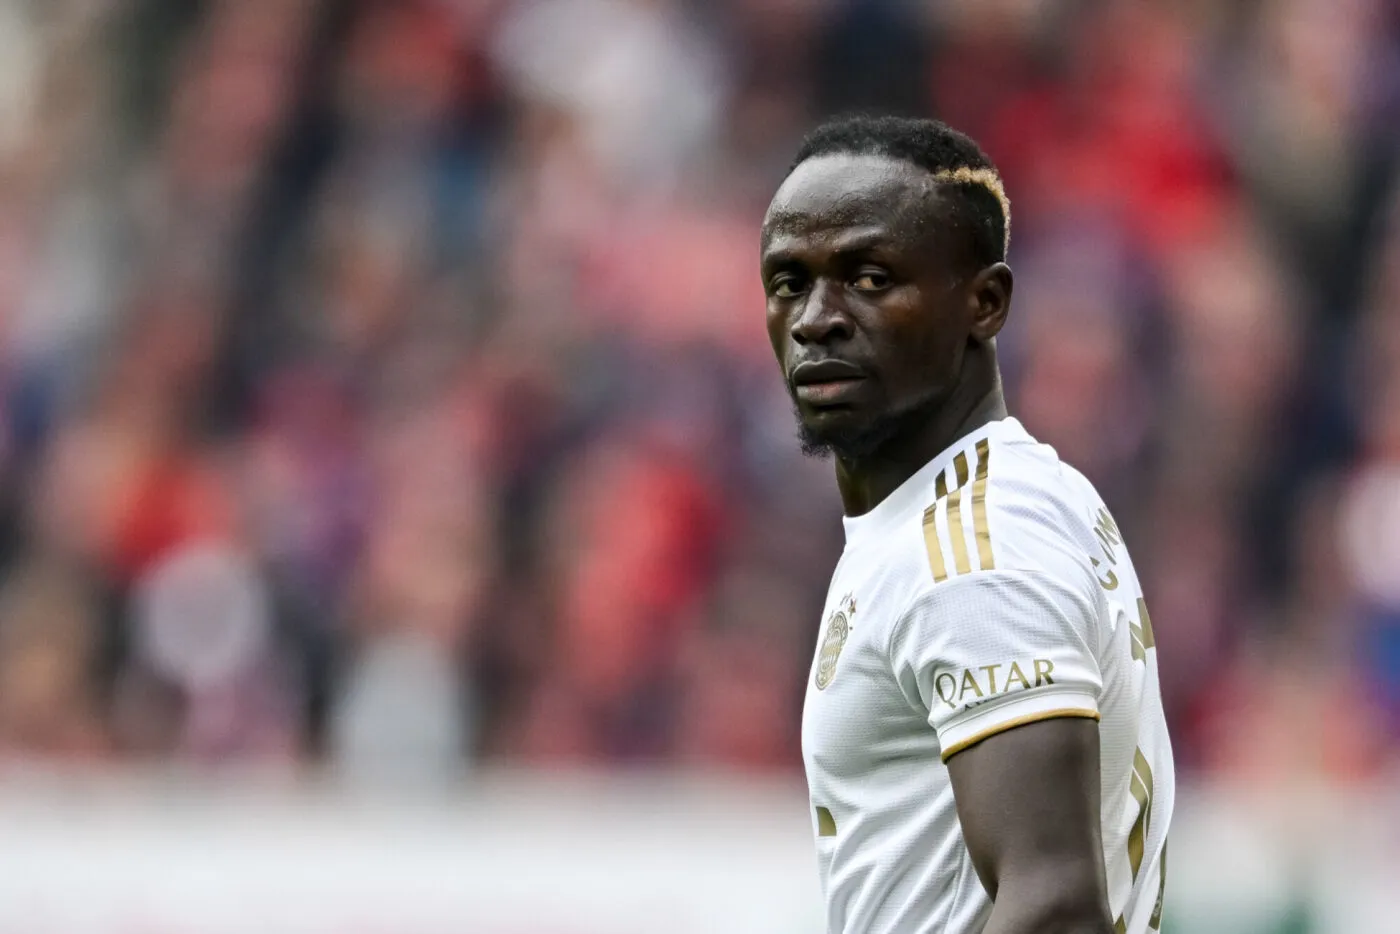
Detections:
834,376,1007,518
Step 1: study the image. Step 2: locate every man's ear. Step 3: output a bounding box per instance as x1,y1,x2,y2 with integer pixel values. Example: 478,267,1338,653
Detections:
969,262,1013,341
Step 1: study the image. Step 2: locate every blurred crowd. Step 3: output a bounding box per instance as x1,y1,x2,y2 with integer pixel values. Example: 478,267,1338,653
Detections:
0,0,1397,785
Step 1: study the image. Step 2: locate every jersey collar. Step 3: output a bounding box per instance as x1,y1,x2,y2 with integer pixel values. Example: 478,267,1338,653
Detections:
840,416,1026,548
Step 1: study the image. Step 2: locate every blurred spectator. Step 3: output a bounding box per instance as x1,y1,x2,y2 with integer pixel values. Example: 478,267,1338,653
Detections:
0,559,106,761
122,540,299,762
492,0,726,188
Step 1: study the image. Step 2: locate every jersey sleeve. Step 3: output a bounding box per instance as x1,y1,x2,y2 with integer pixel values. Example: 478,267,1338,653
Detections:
888,569,1103,762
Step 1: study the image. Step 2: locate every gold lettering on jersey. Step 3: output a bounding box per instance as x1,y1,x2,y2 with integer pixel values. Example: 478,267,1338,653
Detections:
1136,597,1155,649
979,663,1001,694
814,594,857,690
933,658,1056,708
1127,746,1155,881
815,806,837,837
1129,598,1156,663
1094,507,1121,564
935,672,959,707
1005,661,1031,690
1092,557,1119,591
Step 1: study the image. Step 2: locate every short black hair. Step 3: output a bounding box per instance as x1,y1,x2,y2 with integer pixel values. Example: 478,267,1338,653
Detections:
786,114,1011,267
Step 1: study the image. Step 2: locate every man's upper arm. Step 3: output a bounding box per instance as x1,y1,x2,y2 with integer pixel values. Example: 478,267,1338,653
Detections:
887,569,1112,931
946,716,1113,933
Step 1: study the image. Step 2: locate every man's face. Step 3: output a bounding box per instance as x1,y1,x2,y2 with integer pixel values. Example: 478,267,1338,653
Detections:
761,154,976,461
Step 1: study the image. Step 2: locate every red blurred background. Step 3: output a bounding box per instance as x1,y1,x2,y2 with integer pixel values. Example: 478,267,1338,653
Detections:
0,1,1398,929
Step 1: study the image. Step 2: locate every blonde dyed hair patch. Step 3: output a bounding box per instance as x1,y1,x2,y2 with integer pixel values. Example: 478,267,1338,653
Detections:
930,166,1012,257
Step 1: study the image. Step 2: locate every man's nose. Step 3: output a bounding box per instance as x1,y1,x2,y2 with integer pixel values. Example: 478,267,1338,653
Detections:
791,280,853,345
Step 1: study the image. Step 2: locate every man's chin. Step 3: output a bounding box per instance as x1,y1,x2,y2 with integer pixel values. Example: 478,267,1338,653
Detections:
795,407,902,463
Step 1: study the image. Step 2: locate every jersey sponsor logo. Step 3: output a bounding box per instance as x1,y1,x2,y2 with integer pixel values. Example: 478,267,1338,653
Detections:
931,658,1055,708
814,594,857,690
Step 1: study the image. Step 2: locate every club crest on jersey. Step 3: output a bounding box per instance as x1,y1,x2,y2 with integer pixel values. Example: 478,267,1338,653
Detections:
815,594,857,690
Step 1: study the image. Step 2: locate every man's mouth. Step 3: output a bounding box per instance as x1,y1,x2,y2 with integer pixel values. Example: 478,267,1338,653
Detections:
791,360,867,405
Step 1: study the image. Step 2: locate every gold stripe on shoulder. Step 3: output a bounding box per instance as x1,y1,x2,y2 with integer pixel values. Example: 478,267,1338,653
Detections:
946,488,971,576
953,451,970,488
972,439,994,571
922,502,949,583
935,469,948,500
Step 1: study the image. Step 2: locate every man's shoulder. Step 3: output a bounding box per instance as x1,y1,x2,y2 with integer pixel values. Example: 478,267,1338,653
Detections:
835,420,1111,616
916,421,1099,590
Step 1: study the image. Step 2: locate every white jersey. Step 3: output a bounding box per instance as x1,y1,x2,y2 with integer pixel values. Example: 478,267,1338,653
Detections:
802,417,1172,934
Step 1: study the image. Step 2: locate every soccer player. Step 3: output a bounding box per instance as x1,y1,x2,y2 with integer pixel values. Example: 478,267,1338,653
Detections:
761,115,1172,934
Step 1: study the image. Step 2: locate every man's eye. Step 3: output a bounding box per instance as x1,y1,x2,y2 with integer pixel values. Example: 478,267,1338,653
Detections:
772,277,805,298
852,271,891,291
